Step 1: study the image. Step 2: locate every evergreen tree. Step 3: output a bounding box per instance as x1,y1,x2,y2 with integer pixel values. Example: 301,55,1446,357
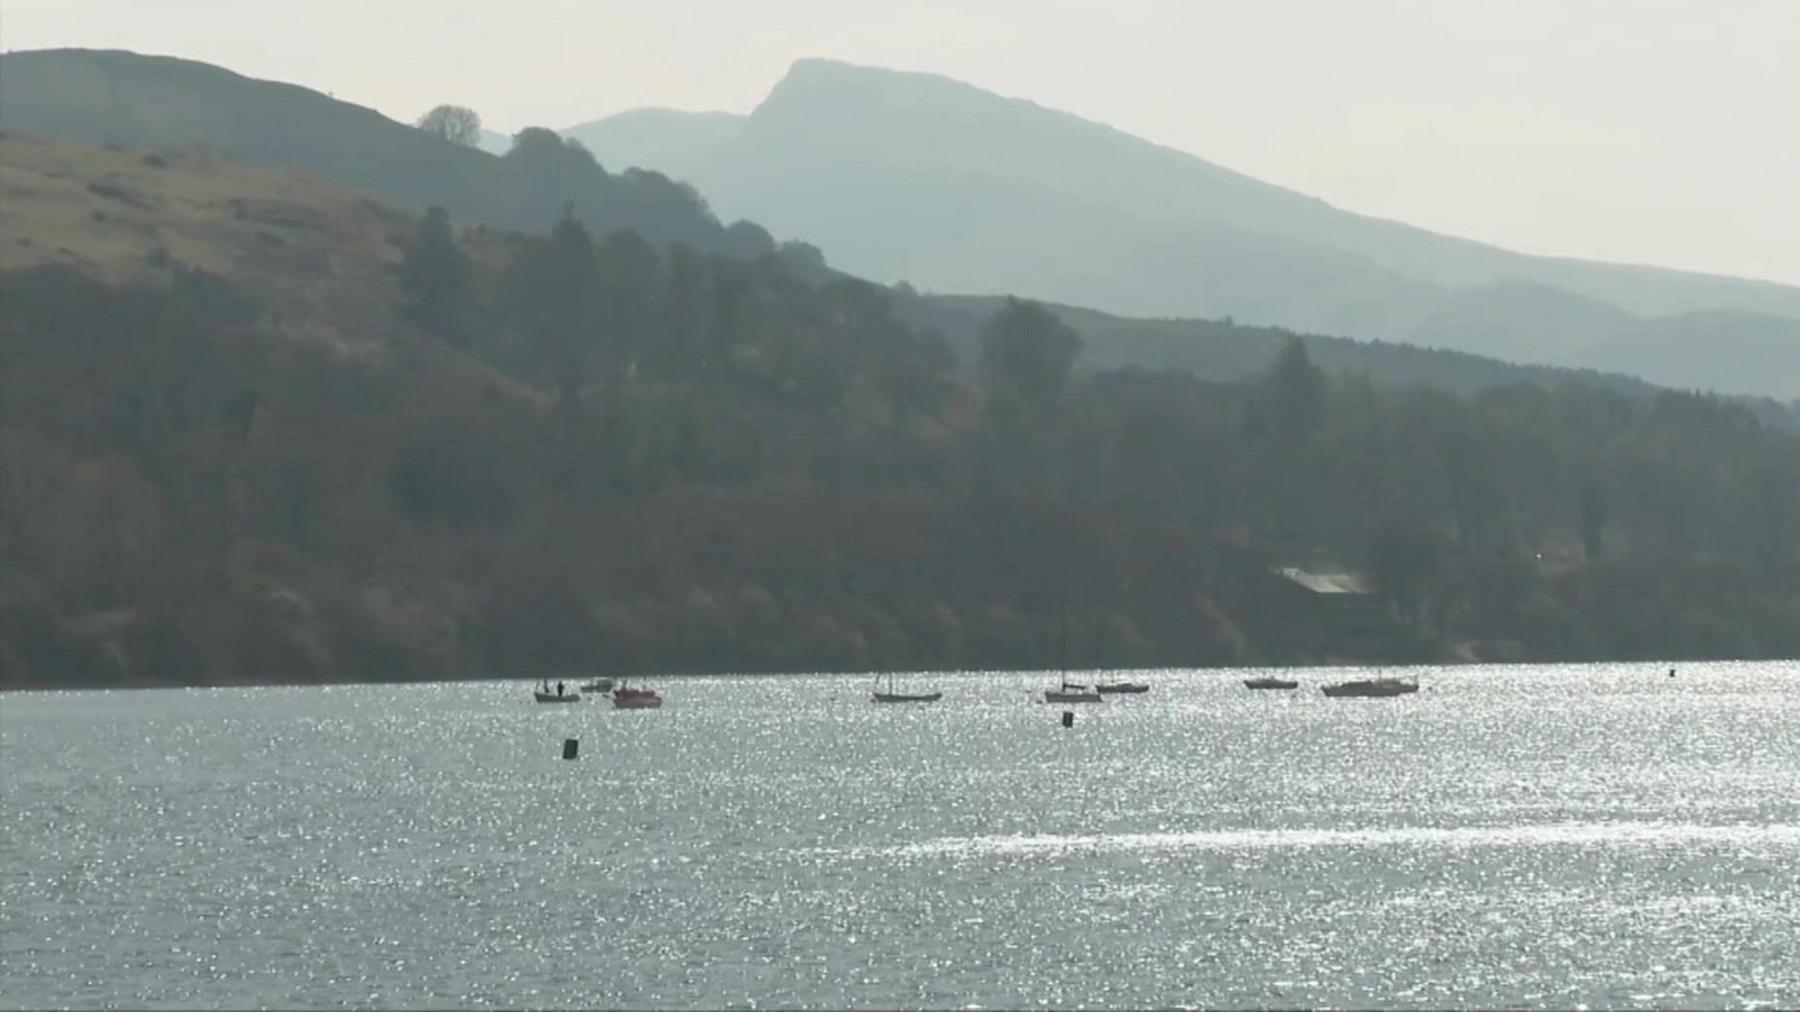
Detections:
399,207,470,347
506,204,600,395
978,298,1081,413
1261,337,1326,440
598,229,661,383
1580,479,1609,562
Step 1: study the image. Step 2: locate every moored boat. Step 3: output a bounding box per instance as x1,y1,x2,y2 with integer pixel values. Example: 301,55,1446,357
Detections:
1044,595,1102,703
1095,681,1149,694
1321,676,1418,698
1243,676,1299,690
533,681,581,703
873,690,944,703
580,677,614,693
1044,680,1102,704
872,672,943,703
612,682,664,709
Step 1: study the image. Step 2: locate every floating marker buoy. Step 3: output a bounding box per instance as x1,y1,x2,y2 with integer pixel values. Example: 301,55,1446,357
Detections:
562,738,578,760
1061,711,1074,728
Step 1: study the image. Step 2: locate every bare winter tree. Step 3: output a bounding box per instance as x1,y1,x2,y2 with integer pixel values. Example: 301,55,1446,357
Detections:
415,104,483,147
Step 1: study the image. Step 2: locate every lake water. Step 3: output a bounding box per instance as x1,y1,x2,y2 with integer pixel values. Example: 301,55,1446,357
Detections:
4,662,1799,1009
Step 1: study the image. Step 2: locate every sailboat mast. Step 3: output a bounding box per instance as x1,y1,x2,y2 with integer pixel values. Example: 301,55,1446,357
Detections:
1060,591,1070,683
1051,590,1065,669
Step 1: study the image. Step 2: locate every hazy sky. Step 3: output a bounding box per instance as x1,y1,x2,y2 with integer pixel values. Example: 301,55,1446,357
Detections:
6,0,1796,283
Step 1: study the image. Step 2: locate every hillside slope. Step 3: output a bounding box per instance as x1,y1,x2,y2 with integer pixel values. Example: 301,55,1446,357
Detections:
565,108,747,171
7,49,1794,398
0,126,1705,406
0,48,734,249
568,59,1800,397
1,134,412,354
4,134,1798,689
1565,311,1800,396
902,295,1662,399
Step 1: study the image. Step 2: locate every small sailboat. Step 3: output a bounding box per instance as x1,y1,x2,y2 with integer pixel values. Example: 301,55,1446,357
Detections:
1045,679,1102,703
1243,675,1300,690
611,679,663,709
872,672,943,703
533,679,581,703
1043,594,1103,703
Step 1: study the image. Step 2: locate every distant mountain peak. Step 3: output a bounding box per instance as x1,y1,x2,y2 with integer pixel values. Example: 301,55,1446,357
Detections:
747,56,1307,211
574,54,1800,397
776,56,947,84
761,56,1099,126
772,56,1017,90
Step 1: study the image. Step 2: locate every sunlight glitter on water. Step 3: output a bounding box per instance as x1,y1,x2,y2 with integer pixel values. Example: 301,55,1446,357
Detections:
4,663,1800,1010
878,820,1800,859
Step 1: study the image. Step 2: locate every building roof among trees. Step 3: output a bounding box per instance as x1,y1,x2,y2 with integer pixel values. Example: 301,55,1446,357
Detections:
1274,567,1373,595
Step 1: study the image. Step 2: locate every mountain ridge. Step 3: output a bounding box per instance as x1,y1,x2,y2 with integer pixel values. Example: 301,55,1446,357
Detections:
565,58,1800,397
581,58,1799,301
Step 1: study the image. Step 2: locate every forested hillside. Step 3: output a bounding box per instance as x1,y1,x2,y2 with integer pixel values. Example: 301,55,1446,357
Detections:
2,135,1797,688
910,296,1651,396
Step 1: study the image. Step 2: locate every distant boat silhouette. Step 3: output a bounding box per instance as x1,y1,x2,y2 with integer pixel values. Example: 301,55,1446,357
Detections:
533,679,580,703
612,680,663,709
1321,676,1418,698
872,672,942,703
1045,679,1102,703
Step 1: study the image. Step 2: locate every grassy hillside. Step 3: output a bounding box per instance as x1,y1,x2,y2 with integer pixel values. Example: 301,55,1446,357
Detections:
0,48,736,251
1,134,403,347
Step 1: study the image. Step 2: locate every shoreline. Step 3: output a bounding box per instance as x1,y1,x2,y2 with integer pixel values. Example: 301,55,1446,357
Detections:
1,656,1774,693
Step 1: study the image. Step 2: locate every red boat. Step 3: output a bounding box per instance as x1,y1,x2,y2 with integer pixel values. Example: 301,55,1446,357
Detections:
612,683,664,709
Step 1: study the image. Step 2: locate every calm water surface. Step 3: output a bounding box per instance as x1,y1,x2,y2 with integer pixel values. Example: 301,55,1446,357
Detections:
4,662,1799,1009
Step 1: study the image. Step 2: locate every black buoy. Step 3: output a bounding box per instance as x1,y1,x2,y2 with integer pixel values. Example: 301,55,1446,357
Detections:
562,738,579,760
1061,711,1074,728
